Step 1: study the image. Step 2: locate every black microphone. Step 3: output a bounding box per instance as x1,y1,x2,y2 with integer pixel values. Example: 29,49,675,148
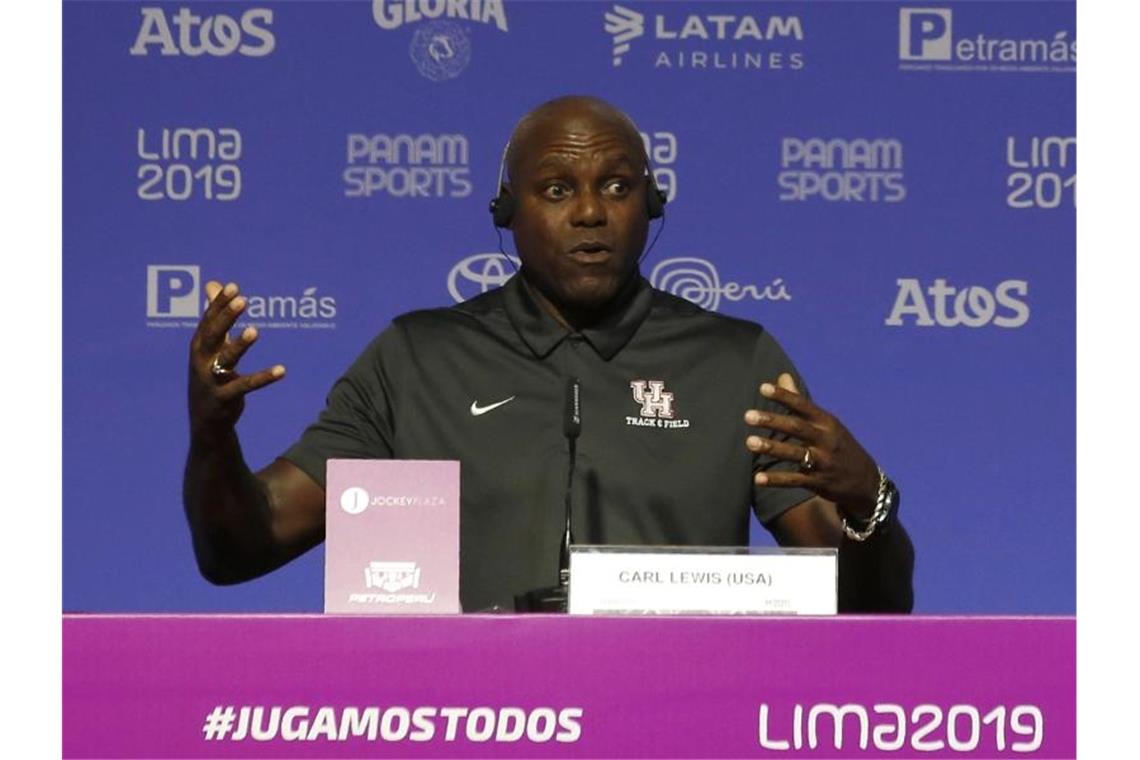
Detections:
559,377,581,587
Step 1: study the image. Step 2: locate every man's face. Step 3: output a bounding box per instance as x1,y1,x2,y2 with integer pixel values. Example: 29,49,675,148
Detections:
508,111,650,324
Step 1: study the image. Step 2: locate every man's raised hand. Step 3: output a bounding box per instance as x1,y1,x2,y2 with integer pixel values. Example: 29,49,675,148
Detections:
744,373,879,517
188,280,285,438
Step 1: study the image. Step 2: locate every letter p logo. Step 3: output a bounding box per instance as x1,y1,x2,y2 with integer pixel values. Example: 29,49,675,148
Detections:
899,8,952,60
147,265,200,317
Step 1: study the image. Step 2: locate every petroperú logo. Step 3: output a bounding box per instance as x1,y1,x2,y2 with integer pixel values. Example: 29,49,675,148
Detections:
371,0,509,81
145,266,338,330
627,380,690,430
885,279,1030,328
130,7,275,57
898,8,1075,73
604,3,804,72
344,133,473,198
778,138,905,203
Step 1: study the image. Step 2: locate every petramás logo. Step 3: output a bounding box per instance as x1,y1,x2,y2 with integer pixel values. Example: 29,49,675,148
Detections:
604,3,804,72
145,266,338,329
885,278,1029,328
130,7,275,57
899,8,1074,73
344,133,472,198
371,0,509,81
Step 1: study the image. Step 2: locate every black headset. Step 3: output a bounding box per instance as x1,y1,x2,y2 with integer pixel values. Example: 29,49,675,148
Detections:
488,140,667,228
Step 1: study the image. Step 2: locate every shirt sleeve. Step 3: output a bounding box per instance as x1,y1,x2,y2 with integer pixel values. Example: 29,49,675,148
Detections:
749,330,815,526
280,327,401,489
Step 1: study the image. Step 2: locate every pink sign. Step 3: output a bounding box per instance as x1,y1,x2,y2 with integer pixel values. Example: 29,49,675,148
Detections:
325,459,460,614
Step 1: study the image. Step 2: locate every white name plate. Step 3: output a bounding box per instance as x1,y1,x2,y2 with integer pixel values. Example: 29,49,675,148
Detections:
568,546,837,616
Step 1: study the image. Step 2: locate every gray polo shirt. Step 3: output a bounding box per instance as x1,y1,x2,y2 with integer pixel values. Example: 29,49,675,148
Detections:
284,273,812,611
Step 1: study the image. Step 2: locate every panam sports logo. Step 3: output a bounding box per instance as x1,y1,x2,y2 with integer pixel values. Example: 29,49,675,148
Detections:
146,266,337,329
604,3,804,72
344,133,473,198
371,0,509,81
899,8,1074,73
778,137,905,203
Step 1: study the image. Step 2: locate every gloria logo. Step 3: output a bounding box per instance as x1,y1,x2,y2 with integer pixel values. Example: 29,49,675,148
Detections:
344,133,473,198
1006,136,1075,210
447,252,519,302
898,8,1074,72
364,561,422,593
137,127,242,202
649,258,790,312
145,266,338,329
604,3,804,72
778,137,905,203
130,7,275,57
885,278,1030,328
371,0,509,81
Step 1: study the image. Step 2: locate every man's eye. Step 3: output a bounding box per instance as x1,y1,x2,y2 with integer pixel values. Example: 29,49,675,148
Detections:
604,179,630,196
542,184,569,200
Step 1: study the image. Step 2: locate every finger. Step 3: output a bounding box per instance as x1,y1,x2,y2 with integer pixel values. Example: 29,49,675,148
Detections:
753,470,812,488
199,292,247,350
746,435,810,465
215,326,259,369
743,410,817,442
777,372,798,394
758,380,824,421
215,365,286,400
204,280,223,304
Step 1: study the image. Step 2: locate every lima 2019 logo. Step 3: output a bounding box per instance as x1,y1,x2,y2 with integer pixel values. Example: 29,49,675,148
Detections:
371,0,509,81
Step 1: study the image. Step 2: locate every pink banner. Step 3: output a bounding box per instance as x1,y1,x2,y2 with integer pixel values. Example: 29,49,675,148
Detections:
63,615,1074,758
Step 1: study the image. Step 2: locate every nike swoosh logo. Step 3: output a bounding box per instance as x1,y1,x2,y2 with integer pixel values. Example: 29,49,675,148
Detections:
470,396,516,416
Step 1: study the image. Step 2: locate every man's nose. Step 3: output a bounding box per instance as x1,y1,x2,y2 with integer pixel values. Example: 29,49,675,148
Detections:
570,188,606,227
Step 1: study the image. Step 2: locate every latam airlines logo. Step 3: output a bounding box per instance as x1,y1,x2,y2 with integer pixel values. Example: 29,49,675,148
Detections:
899,8,1075,73
372,0,509,81
130,7,275,57
604,4,804,72
885,279,1030,328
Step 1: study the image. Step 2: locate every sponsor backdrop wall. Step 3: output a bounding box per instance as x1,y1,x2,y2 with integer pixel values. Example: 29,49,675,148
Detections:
63,0,1076,613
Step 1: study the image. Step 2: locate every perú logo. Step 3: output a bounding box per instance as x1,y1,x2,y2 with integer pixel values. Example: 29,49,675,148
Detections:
885,278,1030,328
631,380,675,419
649,258,790,312
447,252,519,303
364,561,421,593
129,7,276,57
605,5,645,66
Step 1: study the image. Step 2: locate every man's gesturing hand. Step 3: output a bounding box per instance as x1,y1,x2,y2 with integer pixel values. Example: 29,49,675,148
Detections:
188,280,285,438
745,373,879,517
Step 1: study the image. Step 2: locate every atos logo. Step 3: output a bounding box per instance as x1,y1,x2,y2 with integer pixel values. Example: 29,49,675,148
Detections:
130,7,275,57
885,278,1030,328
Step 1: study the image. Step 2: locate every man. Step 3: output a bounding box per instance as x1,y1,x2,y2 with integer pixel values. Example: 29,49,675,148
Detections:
184,96,913,612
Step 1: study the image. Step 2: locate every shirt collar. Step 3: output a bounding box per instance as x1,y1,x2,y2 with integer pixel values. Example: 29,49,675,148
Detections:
503,271,653,361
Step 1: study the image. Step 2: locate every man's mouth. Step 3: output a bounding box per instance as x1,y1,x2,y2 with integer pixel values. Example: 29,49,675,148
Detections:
568,242,612,261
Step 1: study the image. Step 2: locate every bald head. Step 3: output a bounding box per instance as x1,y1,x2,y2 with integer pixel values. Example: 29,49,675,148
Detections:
505,96,645,185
